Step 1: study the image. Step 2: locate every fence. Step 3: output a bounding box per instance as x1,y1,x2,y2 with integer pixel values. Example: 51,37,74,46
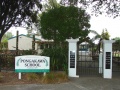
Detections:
0,50,37,71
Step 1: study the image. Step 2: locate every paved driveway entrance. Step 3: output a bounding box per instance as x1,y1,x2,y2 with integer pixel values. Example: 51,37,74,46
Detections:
0,77,120,90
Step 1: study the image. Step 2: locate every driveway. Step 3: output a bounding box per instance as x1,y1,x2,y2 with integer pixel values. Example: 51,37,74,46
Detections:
0,76,120,90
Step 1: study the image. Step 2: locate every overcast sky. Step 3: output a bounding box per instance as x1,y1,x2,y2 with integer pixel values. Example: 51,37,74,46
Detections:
8,15,120,39
8,0,120,39
89,15,120,39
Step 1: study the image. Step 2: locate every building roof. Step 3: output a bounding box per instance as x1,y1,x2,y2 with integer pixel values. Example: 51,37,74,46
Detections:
8,34,40,40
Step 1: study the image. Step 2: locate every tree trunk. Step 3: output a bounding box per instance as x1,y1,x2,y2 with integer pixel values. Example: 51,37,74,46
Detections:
0,31,6,72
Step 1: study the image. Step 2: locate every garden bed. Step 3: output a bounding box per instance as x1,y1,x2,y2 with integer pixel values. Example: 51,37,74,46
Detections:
0,71,69,85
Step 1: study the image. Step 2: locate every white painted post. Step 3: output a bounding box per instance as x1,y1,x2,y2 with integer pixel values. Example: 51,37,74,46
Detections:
66,38,79,77
102,40,115,79
99,53,102,73
18,73,21,79
43,72,46,76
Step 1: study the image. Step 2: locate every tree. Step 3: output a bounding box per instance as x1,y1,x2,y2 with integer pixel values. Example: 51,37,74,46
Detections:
112,37,120,51
0,32,13,50
40,6,90,44
0,0,42,42
101,29,110,40
90,29,110,42
112,37,120,41
60,0,120,17
60,0,78,6
90,29,110,53
43,0,60,10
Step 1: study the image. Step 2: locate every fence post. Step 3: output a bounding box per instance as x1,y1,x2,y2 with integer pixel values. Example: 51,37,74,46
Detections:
16,31,19,55
32,34,35,50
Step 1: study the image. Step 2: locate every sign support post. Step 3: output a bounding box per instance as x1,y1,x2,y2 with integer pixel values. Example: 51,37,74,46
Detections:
19,73,21,79
66,38,79,77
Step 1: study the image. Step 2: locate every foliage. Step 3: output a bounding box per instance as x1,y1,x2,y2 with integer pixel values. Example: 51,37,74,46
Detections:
0,0,42,42
0,50,37,70
113,38,120,51
2,32,13,43
26,73,40,82
60,0,78,6
43,0,60,10
0,32,13,50
42,72,68,84
40,46,68,73
23,72,68,84
40,6,90,43
89,29,110,53
90,29,110,41
0,42,8,50
112,37,120,41
60,0,120,17
0,73,3,82
21,50,37,55
101,29,110,40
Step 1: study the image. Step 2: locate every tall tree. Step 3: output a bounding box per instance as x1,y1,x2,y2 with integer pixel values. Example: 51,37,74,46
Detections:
40,6,90,44
90,29,110,42
0,0,42,42
43,0,60,10
101,29,110,40
90,29,110,53
60,0,78,6
60,0,120,17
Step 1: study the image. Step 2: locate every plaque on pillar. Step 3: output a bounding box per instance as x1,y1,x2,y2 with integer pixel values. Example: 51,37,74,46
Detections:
106,52,111,69
70,51,75,68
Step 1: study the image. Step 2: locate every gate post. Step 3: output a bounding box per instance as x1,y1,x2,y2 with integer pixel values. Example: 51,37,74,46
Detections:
102,40,115,79
66,38,79,77
99,53,103,74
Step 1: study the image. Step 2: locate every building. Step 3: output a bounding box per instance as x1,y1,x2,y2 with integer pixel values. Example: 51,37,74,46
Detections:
8,34,40,50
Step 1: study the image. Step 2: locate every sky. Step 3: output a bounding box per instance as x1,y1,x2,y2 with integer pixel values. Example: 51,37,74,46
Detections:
8,15,120,39
89,15,120,39
7,0,120,39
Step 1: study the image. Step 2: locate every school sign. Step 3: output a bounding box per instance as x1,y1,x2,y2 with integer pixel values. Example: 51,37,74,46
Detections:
15,55,50,73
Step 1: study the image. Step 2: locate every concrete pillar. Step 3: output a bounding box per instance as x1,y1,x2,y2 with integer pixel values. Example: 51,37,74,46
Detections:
102,40,115,79
66,38,79,77
99,53,102,74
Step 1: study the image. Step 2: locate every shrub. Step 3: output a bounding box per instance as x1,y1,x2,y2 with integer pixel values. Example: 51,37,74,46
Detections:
41,46,68,73
25,73,41,82
0,73,3,82
22,50,37,55
25,72,68,84
42,72,68,84
42,72,55,83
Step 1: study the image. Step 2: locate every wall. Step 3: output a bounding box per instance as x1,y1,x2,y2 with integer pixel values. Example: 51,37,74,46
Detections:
8,35,38,50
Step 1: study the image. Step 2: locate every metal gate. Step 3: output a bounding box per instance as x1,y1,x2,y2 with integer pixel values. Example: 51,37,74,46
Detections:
112,43,120,76
77,42,101,76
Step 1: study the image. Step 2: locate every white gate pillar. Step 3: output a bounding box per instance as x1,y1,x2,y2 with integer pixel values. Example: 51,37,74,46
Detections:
102,40,115,79
99,52,103,74
66,38,79,77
